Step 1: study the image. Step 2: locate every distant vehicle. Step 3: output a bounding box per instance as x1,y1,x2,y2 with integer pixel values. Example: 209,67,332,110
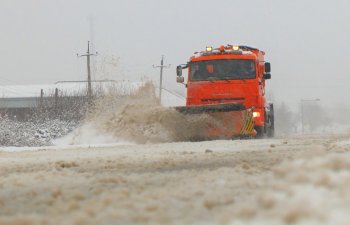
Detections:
175,45,274,139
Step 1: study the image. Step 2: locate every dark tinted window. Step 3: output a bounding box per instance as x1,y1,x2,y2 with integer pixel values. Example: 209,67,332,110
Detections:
189,59,256,81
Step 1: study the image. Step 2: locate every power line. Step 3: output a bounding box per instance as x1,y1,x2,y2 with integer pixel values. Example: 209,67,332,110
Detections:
0,76,27,85
0,85,44,97
160,87,185,100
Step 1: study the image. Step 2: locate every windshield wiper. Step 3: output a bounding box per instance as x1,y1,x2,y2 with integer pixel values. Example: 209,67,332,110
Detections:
221,77,231,82
207,77,217,83
207,77,231,82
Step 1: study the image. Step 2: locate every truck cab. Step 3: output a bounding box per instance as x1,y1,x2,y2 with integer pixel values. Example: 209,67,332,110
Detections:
176,45,274,137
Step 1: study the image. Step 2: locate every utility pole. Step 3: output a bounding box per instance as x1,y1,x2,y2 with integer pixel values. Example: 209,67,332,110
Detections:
77,41,98,105
89,15,97,75
153,55,170,103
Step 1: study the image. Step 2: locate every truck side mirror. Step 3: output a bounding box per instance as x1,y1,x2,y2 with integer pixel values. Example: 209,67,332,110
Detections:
176,65,182,76
264,73,271,79
265,62,271,73
176,76,184,83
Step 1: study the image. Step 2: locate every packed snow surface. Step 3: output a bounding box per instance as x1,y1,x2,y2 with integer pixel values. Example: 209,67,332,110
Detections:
1,134,350,225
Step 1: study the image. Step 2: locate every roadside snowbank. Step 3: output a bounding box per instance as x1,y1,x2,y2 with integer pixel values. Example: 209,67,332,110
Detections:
0,116,77,147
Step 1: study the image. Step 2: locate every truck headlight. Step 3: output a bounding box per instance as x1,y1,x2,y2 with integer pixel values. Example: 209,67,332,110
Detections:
253,112,260,118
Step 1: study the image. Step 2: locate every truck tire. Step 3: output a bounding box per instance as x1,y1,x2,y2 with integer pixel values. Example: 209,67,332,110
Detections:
255,126,265,139
266,115,275,137
265,104,275,138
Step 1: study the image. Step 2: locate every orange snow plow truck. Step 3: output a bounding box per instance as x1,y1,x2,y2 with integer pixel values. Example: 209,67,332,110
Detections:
175,45,274,139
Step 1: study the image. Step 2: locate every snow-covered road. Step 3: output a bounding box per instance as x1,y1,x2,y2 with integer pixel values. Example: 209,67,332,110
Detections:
1,134,350,225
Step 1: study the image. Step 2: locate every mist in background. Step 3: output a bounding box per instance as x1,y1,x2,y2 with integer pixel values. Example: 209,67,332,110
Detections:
1,0,350,114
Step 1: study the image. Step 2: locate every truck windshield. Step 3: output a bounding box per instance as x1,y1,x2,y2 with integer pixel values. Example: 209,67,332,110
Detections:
189,59,256,81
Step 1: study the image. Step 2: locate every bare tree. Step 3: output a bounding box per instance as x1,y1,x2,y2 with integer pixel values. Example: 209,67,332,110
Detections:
275,102,298,135
303,103,331,132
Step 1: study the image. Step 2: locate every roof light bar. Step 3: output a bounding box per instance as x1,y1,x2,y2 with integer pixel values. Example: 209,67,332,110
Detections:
206,46,213,52
232,46,239,51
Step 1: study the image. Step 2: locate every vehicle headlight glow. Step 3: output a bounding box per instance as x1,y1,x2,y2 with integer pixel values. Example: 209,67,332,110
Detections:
232,46,239,51
206,46,213,52
253,112,260,118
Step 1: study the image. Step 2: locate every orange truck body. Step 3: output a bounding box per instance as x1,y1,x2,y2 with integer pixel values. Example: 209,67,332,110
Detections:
176,45,274,139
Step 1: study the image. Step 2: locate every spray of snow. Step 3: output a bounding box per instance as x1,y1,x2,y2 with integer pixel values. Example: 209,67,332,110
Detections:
52,123,130,146
56,82,222,145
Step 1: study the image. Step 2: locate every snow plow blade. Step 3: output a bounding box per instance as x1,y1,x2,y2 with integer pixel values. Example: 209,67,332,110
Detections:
175,103,255,140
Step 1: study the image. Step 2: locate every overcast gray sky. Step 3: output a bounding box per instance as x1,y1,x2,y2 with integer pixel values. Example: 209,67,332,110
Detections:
1,0,350,109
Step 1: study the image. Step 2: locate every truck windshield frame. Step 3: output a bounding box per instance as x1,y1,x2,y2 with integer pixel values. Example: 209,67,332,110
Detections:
189,59,256,81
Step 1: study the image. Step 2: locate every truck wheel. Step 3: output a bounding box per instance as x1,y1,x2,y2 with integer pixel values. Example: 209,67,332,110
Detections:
266,116,275,138
265,103,275,138
255,126,264,139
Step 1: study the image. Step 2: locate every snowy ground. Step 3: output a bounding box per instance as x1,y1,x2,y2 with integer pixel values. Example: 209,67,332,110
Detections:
2,83,350,224
1,134,350,225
